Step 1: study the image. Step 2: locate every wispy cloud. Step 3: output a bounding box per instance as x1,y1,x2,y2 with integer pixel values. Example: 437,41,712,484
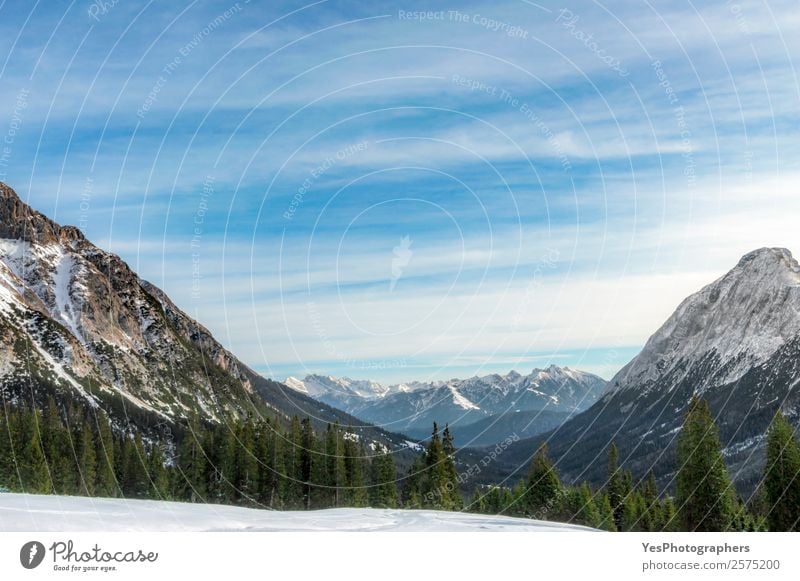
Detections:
2,0,799,382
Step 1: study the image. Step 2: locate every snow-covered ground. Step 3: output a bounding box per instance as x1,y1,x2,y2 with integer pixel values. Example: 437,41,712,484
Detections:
0,493,595,532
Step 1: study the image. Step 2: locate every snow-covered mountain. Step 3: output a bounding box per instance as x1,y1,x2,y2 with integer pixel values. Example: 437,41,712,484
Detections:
500,248,800,492
286,366,607,444
0,182,405,447
607,247,800,397
284,374,412,408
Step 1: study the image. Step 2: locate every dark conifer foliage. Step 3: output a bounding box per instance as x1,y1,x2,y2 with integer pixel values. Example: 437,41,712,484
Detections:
763,411,800,531
675,396,736,531
0,401,794,531
0,404,402,511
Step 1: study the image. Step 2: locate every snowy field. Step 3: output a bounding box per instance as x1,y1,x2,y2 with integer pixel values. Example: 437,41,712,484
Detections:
0,493,595,532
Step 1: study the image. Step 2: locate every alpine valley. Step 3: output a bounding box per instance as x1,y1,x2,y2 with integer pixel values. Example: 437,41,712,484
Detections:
3,180,800,506
494,247,800,496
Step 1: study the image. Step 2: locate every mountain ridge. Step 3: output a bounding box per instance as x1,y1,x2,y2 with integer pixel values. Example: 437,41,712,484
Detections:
286,366,607,445
0,182,409,450
491,247,800,494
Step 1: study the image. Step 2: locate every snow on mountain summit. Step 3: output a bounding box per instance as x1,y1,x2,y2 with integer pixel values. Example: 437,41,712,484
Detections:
608,247,800,395
287,367,607,439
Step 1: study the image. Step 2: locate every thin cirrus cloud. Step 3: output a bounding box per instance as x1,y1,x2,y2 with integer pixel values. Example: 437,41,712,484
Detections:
0,0,798,382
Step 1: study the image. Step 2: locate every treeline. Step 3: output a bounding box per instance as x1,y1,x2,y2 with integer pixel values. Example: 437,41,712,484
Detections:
1,396,799,531
469,396,800,532
0,399,398,509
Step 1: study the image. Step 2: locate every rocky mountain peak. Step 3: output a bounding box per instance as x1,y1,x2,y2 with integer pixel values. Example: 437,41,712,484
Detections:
608,247,800,395
0,181,73,245
732,247,800,286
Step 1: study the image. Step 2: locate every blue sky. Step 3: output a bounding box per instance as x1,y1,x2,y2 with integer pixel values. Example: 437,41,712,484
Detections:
1,0,799,383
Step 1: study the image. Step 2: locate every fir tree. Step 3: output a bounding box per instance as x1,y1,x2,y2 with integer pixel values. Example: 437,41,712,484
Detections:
343,429,368,507
299,418,315,509
763,411,800,531
369,450,398,508
675,396,735,531
641,471,661,531
0,407,12,491
574,482,602,528
76,419,97,496
421,423,451,509
661,496,679,531
605,442,631,530
209,424,236,503
441,424,463,509
402,454,426,508
147,442,169,499
325,423,346,507
283,417,304,508
233,418,259,503
266,422,286,508
18,410,52,494
175,417,208,502
524,444,561,519
94,411,117,497
596,491,617,531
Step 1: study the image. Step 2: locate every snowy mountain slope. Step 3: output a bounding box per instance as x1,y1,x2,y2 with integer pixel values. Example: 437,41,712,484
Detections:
0,493,595,532
0,182,408,449
607,247,800,396
497,248,800,493
286,366,607,443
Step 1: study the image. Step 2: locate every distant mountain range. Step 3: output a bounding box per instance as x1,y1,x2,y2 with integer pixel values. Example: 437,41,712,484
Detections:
0,182,407,450
495,247,800,494
285,366,607,446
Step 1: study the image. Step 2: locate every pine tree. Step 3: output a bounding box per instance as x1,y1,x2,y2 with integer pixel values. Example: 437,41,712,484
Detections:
41,401,75,495
402,454,425,508
18,410,52,494
209,424,236,503
606,441,631,530
119,433,148,497
763,411,800,531
575,482,602,528
596,491,617,531
76,419,97,496
325,424,346,507
0,407,12,491
369,450,398,508
469,489,487,513
675,396,735,531
265,422,286,508
282,417,304,508
175,417,208,502
661,496,679,531
620,489,646,531
343,429,368,507
94,411,117,497
233,418,259,503
420,423,451,509
509,480,527,517
525,444,561,519
441,424,463,509
299,418,315,509
641,471,662,531
147,442,169,499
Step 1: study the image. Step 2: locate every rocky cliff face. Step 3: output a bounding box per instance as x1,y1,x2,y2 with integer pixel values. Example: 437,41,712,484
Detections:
0,182,265,424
